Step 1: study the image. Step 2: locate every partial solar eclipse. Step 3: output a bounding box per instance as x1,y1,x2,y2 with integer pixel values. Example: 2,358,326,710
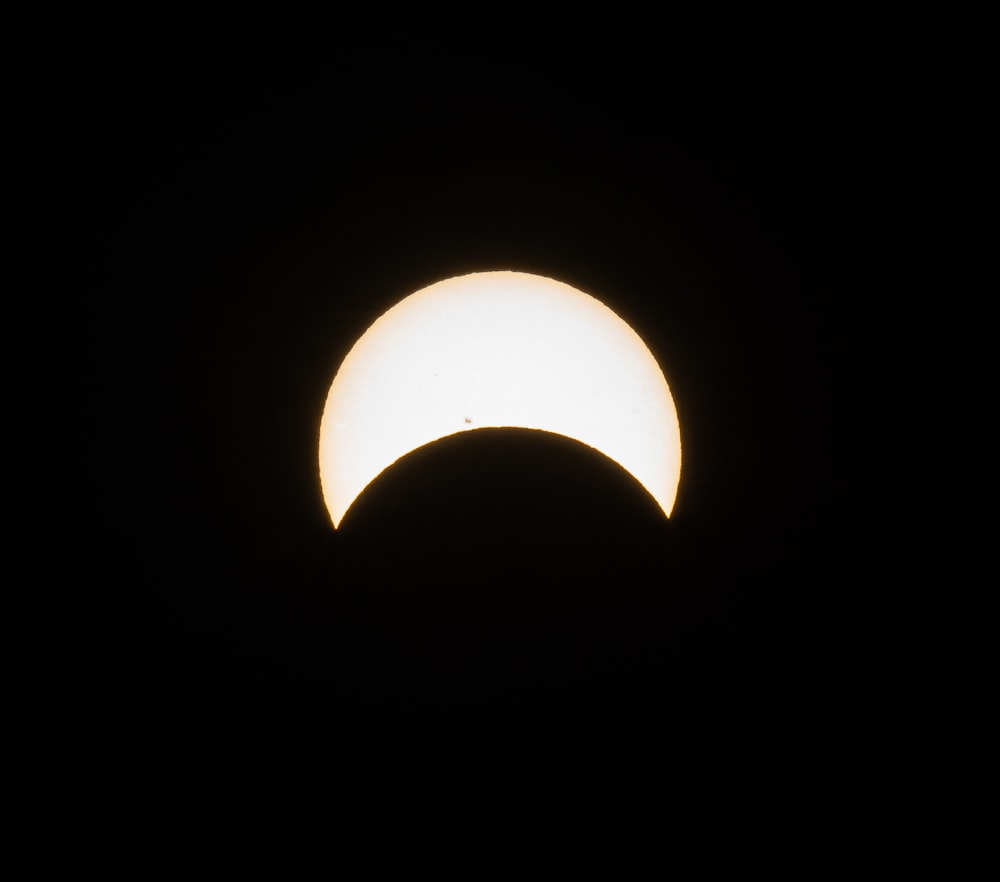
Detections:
319,271,681,528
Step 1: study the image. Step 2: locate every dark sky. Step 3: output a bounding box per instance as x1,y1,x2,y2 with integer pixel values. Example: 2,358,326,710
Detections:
10,6,980,878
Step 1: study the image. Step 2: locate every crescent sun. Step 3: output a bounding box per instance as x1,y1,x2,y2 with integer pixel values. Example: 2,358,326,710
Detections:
318,271,681,528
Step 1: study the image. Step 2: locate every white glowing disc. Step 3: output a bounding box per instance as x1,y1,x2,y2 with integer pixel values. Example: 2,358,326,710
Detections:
319,271,681,528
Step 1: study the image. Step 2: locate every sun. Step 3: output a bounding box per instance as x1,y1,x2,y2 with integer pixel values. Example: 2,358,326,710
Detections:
318,271,681,528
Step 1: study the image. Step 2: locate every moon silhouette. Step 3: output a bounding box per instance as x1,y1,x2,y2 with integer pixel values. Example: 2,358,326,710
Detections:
318,271,681,528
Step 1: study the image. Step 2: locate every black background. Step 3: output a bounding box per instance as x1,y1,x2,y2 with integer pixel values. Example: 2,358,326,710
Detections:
9,5,981,877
